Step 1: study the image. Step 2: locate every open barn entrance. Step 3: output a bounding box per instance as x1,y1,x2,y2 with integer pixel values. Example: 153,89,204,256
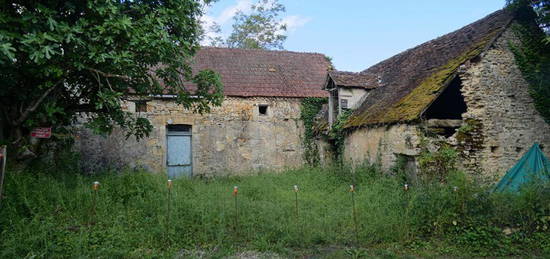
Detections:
424,76,467,137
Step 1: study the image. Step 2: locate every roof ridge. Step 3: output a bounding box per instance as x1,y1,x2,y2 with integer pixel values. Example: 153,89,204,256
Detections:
361,9,512,73
199,46,327,57
347,7,514,128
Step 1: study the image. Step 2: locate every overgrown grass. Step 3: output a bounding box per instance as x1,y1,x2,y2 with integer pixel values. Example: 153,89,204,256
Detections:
1,161,550,258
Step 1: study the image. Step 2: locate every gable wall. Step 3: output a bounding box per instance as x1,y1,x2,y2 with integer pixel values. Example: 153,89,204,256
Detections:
342,25,550,181
76,96,306,176
457,24,550,180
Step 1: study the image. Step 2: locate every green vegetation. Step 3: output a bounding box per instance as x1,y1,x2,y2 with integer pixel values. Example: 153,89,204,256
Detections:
0,0,223,158
328,110,351,163
300,97,327,165
1,160,550,258
508,1,550,123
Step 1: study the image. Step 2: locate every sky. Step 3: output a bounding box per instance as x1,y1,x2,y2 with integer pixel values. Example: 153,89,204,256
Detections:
202,0,506,72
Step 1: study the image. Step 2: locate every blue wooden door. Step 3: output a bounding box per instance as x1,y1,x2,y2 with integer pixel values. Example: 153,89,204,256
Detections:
166,125,192,178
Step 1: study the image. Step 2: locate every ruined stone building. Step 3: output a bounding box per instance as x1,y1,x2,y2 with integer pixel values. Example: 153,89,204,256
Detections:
325,9,550,181
77,8,549,180
77,48,330,177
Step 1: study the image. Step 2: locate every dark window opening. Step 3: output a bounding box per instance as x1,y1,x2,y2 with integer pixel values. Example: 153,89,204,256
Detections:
135,101,148,112
167,124,191,132
330,89,339,114
424,76,467,120
259,105,268,115
340,98,349,109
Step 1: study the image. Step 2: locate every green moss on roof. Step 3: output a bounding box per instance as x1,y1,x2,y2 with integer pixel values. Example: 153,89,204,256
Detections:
346,31,500,128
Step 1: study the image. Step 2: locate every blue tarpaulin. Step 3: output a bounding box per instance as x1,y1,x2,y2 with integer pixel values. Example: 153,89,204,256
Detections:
494,143,550,193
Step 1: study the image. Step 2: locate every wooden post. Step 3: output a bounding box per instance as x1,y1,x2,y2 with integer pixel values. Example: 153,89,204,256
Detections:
294,185,299,220
167,179,173,246
350,184,358,245
0,146,6,208
167,180,173,225
91,181,100,224
233,186,239,235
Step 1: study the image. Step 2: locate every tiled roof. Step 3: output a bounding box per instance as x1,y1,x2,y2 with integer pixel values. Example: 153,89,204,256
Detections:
346,9,514,128
190,47,331,98
328,71,377,89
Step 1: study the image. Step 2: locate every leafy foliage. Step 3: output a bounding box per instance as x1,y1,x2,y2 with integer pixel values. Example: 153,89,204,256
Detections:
508,0,550,43
0,0,223,157
328,110,351,163
507,1,550,123
300,97,326,165
224,0,287,49
418,141,459,183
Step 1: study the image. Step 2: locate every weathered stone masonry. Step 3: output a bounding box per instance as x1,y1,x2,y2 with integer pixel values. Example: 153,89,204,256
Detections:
77,97,306,176
342,25,550,181
457,26,550,178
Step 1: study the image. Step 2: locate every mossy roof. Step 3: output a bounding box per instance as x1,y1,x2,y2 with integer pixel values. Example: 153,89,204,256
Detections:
346,9,514,128
327,71,378,89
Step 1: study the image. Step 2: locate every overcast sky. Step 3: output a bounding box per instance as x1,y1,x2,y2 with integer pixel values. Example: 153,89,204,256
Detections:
202,0,506,72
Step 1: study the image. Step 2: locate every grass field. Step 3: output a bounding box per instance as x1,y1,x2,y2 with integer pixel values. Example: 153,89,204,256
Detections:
1,162,550,258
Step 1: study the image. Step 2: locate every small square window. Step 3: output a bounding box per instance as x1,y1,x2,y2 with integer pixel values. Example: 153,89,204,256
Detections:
340,99,349,109
135,101,147,112
258,104,268,115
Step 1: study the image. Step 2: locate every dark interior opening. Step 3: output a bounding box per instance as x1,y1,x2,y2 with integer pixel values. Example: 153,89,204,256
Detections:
135,101,148,112
167,124,191,132
424,76,467,120
259,105,268,115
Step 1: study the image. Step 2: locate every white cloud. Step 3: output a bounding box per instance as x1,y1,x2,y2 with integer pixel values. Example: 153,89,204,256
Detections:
216,0,253,25
281,15,311,33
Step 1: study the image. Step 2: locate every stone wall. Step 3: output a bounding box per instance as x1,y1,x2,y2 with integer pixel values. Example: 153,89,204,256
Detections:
342,25,550,182
456,25,550,180
76,96,306,176
343,124,422,171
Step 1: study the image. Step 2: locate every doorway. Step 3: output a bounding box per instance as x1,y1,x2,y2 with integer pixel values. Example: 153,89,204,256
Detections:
166,125,192,178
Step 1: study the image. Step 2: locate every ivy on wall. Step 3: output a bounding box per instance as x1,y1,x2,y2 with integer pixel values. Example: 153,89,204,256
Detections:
300,97,327,165
509,3,550,123
328,110,351,163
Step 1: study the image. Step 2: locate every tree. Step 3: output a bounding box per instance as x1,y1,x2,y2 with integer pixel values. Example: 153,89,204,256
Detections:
0,1,223,159
226,0,287,49
201,0,287,50
508,0,550,43
507,0,550,123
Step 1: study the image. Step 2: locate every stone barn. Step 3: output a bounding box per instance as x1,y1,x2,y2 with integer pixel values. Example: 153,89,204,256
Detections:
77,47,331,177
333,9,550,181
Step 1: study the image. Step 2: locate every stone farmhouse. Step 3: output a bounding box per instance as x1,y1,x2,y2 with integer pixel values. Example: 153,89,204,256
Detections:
77,48,331,177
324,9,550,181
78,8,550,180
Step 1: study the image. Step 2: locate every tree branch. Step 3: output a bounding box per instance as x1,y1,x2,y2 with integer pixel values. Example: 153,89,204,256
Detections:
86,67,131,81
14,80,62,126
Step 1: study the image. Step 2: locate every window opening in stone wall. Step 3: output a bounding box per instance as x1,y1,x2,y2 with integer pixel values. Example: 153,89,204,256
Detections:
135,101,148,112
259,104,268,115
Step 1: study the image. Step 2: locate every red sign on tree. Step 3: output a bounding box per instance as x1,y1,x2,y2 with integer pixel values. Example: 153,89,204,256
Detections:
30,127,52,139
